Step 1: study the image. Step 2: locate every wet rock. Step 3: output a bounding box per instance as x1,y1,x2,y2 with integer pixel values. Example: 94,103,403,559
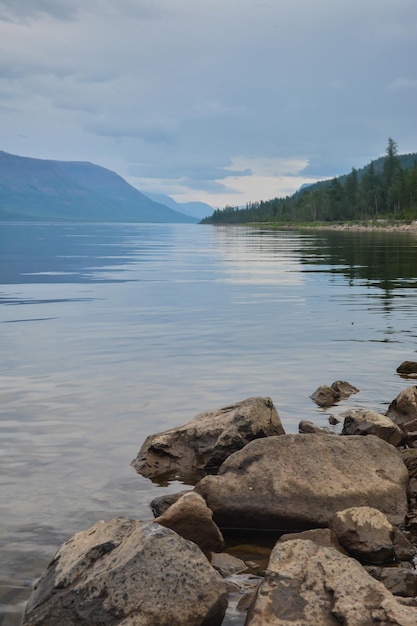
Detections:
131,396,284,480
298,420,335,434
22,518,228,626
245,539,417,626
154,491,225,554
341,408,405,446
195,434,409,530
329,506,396,563
310,381,358,407
211,552,247,577
150,490,191,517
386,385,417,433
397,361,417,376
309,384,340,407
328,415,340,425
331,380,359,398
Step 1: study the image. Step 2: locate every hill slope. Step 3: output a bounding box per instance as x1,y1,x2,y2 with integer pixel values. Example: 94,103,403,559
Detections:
0,151,197,223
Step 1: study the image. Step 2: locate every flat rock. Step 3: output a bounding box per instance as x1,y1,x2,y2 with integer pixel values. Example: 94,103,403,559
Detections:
22,518,228,626
210,552,248,577
131,396,284,480
245,539,417,626
194,434,409,530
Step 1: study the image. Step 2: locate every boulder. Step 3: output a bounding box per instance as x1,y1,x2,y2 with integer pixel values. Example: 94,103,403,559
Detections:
386,385,417,433
329,506,396,563
365,564,417,598
310,380,358,407
298,420,335,435
22,518,228,626
341,408,405,446
245,539,417,626
309,385,340,407
131,397,284,480
194,434,409,530
154,491,225,554
397,361,417,376
331,380,359,398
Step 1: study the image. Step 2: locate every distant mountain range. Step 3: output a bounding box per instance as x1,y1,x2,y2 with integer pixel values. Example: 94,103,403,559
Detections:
0,151,207,223
144,192,213,220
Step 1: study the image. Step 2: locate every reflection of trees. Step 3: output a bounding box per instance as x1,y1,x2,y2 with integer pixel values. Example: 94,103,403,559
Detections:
298,230,417,301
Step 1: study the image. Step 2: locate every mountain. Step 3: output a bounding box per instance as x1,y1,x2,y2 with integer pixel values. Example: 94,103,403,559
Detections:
0,151,197,223
144,192,214,220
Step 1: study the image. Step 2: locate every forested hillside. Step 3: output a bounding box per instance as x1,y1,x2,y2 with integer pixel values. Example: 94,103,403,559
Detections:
202,139,417,225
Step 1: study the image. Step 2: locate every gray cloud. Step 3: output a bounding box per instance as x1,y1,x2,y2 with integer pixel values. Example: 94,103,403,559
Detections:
0,0,416,206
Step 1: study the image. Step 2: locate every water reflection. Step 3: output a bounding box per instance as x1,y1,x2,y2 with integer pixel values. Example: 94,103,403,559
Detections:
297,229,417,291
1,223,417,626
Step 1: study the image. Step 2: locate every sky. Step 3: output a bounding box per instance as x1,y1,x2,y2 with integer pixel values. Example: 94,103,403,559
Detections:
1,0,416,209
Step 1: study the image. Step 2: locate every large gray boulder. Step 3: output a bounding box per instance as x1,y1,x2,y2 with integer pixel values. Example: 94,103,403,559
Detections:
245,539,417,625
341,408,405,446
131,396,284,480
194,434,409,530
22,518,228,626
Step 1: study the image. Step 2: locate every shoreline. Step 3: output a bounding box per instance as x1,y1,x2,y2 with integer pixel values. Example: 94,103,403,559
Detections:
247,219,417,233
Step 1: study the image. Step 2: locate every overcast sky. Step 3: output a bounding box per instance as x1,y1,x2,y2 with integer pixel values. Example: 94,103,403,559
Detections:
1,0,416,208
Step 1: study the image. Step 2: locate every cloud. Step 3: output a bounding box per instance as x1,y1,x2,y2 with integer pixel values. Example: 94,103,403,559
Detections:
0,0,80,22
385,77,417,94
0,0,416,207
129,156,318,208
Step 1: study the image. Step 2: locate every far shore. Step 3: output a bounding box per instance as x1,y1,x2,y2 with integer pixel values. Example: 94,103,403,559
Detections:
246,219,417,233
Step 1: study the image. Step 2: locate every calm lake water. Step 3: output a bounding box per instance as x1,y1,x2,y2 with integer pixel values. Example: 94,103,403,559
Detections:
1,222,417,625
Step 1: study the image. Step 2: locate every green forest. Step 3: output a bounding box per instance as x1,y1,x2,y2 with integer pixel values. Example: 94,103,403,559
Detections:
202,139,417,225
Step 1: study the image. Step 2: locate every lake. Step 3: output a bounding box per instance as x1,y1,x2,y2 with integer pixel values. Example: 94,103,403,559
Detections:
1,222,417,625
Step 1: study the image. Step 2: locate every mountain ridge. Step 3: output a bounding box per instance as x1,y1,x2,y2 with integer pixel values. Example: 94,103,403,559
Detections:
0,151,197,223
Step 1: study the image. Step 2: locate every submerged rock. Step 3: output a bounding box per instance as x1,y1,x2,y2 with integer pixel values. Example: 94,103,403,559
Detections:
245,539,417,626
22,518,228,626
194,434,409,530
309,384,340,407
397,361,417,377
131,396,284,480
310,380,359,407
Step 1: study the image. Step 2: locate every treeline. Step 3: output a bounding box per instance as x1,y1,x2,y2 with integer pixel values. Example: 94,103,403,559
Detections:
202,139,417,225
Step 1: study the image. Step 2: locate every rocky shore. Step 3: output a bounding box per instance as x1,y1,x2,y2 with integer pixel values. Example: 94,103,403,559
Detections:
257,219,417,233
22,362,417,625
